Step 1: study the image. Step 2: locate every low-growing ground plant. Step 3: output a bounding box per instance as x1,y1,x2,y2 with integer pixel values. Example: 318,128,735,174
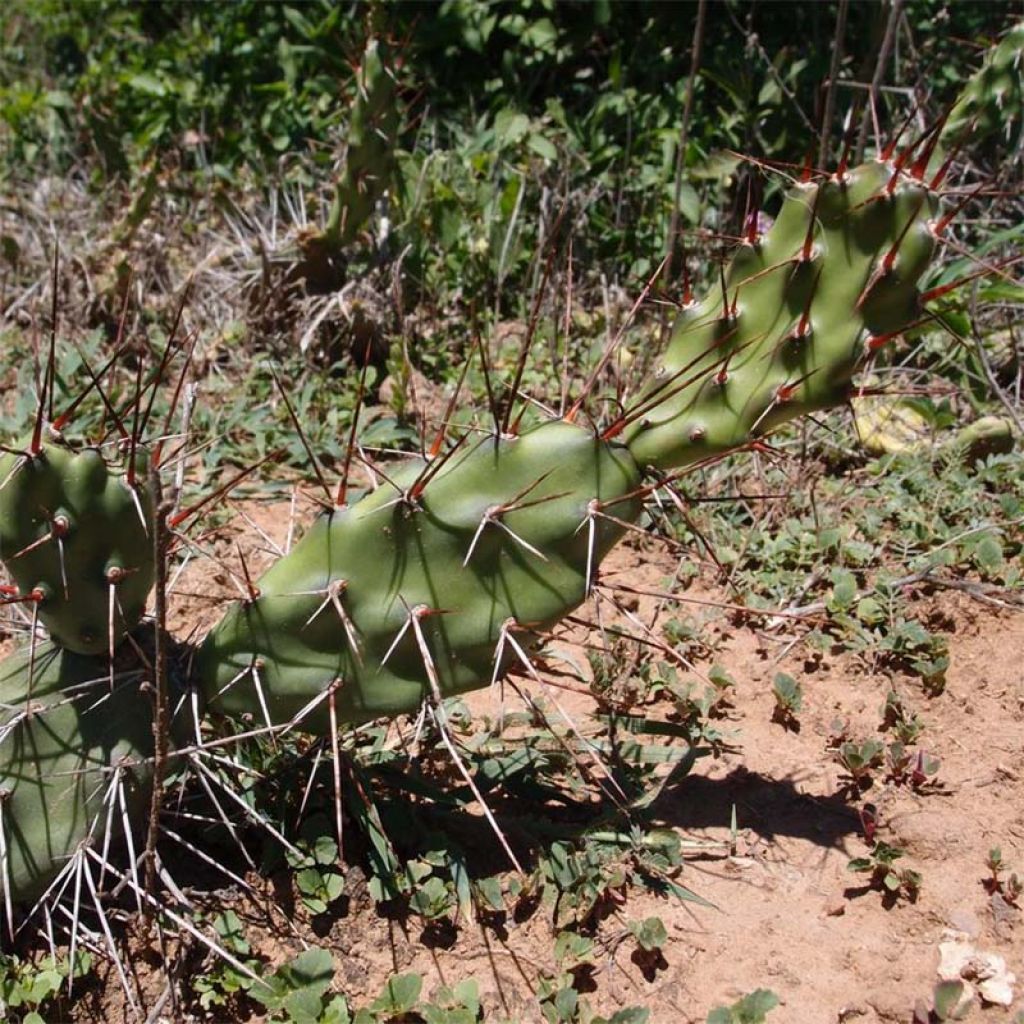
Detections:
706,989,779,1024
847,840,923,904
984,848,1022,907
770,672,802,729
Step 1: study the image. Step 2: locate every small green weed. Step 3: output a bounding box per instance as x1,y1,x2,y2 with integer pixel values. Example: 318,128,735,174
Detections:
913,980,972,1022
835,739,884,790
0,950,92,1024
847,841,922,903
770,672,802,729
706,988,779,1023
192,910,262,1011
885,743,941,790
881,690,925,744
984,847,1022,906
286,814,346,916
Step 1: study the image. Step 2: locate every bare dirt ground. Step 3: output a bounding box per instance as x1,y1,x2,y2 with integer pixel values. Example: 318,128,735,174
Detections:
112,495,1021,1024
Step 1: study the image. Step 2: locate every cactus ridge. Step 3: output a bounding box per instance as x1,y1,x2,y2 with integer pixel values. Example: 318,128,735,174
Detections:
0,438,154,655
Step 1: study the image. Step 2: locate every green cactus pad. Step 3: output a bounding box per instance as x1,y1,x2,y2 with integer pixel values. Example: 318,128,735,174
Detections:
942,21,1024,152
324,37,400,248
0,439,154,655
197,421,641,729
0,642,156,905
624,160,939,470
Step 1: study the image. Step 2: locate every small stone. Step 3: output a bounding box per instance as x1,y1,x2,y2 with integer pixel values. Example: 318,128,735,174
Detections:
947,907,981,937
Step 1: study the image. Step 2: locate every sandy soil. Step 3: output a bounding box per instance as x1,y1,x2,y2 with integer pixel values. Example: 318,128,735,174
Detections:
23,493,1023,1024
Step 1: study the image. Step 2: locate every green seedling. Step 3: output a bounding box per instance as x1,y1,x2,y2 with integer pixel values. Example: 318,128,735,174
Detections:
287,830,346,917
913,980,973,1023
848,840,922,902
771,672,802,728
827,716,852,748
984,847,1022,907
881,690,925,744
0,949,93,1024
629,915,668,954
886,742,940,789
836,739,884,789
192,911,261,1012
249,947,340,1024
707,988,779,1024
628,915,669,982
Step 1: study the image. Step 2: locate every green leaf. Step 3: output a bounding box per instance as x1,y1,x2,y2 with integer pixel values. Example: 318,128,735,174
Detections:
735,989,780,1019
474,875,505,912
973,534,1003,575
371,973,423,1015
856,597,885,625
321,994,352,1024
934,980,970,1020
250,948,335,1011
631,916,668,951
127,72,167,97
553,985,579,1021
527,133,558,161
285,987,329,1024
829,569,857,611
494,109,531,147
607,1010,650,1024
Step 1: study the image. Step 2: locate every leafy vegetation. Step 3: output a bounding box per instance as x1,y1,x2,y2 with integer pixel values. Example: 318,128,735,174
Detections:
0,2,1021,1022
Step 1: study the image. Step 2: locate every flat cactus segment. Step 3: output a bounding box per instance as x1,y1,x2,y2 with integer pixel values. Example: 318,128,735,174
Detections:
0,642,155,904
624,161,939,470
942,21,1024,152
0,440,154,655
196,421,642,729
324,37,400,248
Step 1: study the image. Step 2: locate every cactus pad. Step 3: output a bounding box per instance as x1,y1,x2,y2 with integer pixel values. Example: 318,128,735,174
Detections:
624,160,939,469
197,421,641,729
0,439,154,655
942,22,1024,152
0,642,156,904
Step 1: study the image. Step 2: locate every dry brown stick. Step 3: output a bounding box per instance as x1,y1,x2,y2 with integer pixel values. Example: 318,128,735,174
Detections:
819,0,850,167
144,460,173,907
664,0,708,297
855,0,903,162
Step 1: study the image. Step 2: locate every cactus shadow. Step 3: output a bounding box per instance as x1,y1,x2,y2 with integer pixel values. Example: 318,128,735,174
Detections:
648,766,861,851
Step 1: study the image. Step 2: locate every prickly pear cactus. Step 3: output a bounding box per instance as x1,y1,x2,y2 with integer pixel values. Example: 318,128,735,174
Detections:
942,21,1024,152
624,161,938,469
198,421,640,729
199,152,948,730
0,438,154,655
0,642,156,904
324,37,400,248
